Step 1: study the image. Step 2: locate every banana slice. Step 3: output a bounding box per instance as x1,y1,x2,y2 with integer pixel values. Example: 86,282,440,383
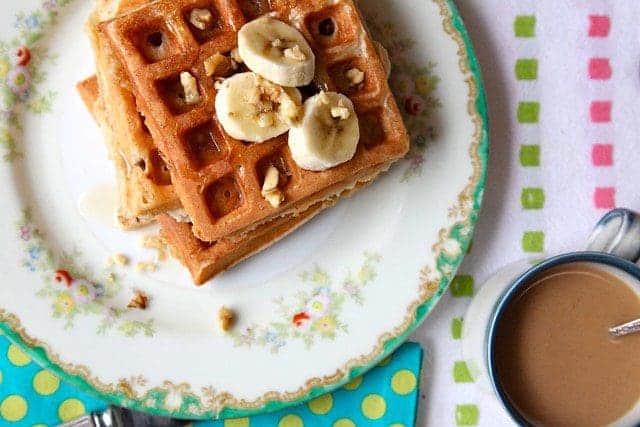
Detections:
238,16,315,87
289,92,360,171
215,72,302,143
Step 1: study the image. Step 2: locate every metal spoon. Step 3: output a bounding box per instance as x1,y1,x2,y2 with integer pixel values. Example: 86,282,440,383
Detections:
610,318,640,337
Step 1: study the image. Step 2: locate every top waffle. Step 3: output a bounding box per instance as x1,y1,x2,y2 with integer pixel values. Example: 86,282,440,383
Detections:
84,0,181,228
101,0,409,242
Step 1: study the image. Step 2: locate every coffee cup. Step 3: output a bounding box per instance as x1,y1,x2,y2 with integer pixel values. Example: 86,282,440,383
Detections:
462,208,640,427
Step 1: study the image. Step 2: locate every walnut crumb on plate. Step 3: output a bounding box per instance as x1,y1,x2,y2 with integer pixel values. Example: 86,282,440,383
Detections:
128,290,148,310
107,253,129,266
135,261,157,273
218,306,235,332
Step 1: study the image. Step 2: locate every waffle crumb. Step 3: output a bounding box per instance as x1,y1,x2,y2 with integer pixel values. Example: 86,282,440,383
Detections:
108,253,129,266
218,306,235,332
127,290,148,310
140,235,168,262
261,166,284,208
135,261,157,273
204,53,234,77
180,72,200,105
346,68,365,86
189,8,213,30
283,45,306,61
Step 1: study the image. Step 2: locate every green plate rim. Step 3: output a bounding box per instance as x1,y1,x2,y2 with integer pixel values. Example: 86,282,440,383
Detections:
1,0,489,419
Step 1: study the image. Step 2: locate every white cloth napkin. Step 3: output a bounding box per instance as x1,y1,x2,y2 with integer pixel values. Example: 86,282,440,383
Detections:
412,1,640,425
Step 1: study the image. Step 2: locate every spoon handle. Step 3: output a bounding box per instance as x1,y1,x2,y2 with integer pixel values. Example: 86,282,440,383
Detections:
610,318,640,337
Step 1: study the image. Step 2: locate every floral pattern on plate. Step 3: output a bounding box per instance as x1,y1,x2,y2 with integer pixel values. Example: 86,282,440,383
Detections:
0,0,74,161
231,253,381,353
18,209,155,337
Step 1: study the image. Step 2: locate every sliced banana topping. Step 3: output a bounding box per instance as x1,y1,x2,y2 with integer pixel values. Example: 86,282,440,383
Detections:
230,48,243,64
288,92,359,171
238,16,315,87
215,72,302,143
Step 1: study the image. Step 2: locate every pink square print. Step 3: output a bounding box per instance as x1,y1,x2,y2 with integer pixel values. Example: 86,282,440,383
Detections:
589,15,610,37
591,144,613,166
589,58,612,80
590,101,611,122
594,187,615,209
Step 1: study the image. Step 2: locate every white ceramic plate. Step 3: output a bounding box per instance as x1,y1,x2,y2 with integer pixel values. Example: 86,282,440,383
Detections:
0,0,487,419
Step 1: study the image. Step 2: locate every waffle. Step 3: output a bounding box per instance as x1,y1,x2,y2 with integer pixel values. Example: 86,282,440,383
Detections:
78,73,371,285
100,0,409,243
83,0,181,229
76,76,103,123
159,175,381,284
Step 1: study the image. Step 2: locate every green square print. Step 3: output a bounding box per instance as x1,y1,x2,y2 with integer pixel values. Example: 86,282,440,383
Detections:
455,405,479,426
522,231,545,253
453,361,474,383
515,59,538,80
514,15,536,37
519,145,540,166
521,188,545,209
518,102,540,123
450,275,474,297
451,318,463,339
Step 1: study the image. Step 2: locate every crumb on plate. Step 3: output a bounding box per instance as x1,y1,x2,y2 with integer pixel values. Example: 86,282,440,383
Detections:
218,306,235,332
128,290,148,310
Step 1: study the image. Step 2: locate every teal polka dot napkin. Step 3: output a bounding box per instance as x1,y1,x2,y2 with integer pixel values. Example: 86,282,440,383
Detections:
0,334,422,426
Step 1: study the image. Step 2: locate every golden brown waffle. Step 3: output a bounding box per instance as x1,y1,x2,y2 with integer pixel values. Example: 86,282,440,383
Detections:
84,0,180,229
76,76,103,123
100,0,409,242
159,174,381,284
159,203,324,285
78,74,352,284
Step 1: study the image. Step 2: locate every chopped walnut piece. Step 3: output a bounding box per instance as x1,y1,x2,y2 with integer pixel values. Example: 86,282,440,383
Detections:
128,290,148,310
189,8,213,30
180,71,200,105
204,53,235,77
218,306,235,332
283,45,306,61
331,106,350,120
261,165,284,208
264,190,284,208
262,165,279,191
346,67,365,86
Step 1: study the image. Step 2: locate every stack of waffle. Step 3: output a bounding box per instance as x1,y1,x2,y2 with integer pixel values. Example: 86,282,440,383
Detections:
78,0,409,285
